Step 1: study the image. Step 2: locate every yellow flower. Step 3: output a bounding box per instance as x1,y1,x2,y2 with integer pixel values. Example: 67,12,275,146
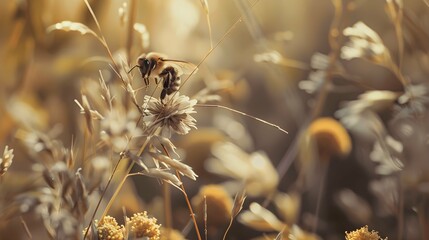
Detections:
345,225,386,240
307,117,351,161
96,216,125,240
126,212,161,240
192,184,233,227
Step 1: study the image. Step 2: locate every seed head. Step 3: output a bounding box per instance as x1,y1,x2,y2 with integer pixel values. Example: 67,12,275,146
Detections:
0,146,14,176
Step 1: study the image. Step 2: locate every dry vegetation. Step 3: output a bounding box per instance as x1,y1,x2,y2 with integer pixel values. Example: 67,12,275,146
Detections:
1,0,429,239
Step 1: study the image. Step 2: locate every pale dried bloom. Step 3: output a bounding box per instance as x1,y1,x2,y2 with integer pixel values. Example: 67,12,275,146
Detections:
100,106,141,152
126,212,161,240
143,93,197,136
0,146,14,176
370,135,404,174
238,202,284,232
341,22,391,65
96,216,125,240
274,192,300,224
300,52,345,94
337,91,399,116
345,225,386,240
206,142,279,197
254,50,283,64
395,84,429,118
299,70,325,94
336,91,399,139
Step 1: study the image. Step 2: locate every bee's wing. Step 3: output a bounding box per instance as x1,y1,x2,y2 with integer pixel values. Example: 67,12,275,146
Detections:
162,59,198,75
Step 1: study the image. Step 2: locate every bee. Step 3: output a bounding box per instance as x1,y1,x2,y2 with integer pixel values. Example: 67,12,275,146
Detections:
128,52,197,101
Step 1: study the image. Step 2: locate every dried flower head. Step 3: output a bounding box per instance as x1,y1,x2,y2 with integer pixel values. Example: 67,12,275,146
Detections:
345,225,386,240
370,135,404,175
299,52,345,94
395,84,429,118
206,142,279,197
126,211,161,240
0,145,14,176
143,93,197,136
341,22,391,65
191,184,233,227
307,117,351,161
238,202,285,232
274,192,300,224
95,216,125,240
100,106,141,152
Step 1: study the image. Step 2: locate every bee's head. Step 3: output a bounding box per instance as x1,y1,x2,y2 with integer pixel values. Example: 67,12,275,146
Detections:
137,56,151,77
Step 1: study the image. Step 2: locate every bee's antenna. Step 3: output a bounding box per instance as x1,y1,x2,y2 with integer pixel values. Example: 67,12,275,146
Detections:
127,65,139,74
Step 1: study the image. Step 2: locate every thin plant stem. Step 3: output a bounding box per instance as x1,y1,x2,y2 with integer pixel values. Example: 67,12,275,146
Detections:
99,132,155,220
125,0,137,65
163,183,172,231
312,162,329,234
83,156,123,239
204,196,208,240
176,172,202,240
169,0,260,104
100,162,133,219
160,144,202,240
277,0,346,180
84,0,143,114
397,176,404,240
222,218,234,240
20,216,32,239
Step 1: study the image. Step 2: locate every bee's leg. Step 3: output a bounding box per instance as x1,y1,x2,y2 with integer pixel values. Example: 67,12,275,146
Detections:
160,89,167,103
144,77,149,86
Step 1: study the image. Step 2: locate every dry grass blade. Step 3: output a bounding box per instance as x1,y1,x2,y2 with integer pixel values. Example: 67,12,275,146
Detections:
199,0,213,49
139,169,182,188
46,21,99,39
223,188,246,240
238,202,284,232
0,146,14,176
197,104,288,134
20,216,32,239
204,196,208,240
150,152,198,180
232,188,247,218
